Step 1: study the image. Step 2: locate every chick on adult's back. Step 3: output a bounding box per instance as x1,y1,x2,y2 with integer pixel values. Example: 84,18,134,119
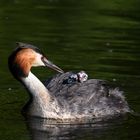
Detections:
45,72,130,119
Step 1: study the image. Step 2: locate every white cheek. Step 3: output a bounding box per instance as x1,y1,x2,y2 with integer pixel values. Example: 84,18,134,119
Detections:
32,54,45,67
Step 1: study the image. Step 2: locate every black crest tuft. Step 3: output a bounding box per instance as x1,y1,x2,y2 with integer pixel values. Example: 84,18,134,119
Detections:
16,42,43,54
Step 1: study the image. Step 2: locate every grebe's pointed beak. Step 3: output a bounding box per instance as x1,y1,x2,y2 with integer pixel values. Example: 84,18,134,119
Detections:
42,57,64,74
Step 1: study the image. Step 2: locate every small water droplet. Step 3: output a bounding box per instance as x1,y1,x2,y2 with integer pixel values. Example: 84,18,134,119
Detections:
8,88,12,91
112,78,117,82
108,49,113,53
106,42,110,46
5,17,9,20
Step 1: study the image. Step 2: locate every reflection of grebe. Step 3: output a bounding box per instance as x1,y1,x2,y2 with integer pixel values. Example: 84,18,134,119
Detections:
8,42,130,121
25,116,127,140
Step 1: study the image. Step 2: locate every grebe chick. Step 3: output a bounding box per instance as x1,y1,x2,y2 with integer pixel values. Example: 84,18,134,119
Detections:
8,42,130,122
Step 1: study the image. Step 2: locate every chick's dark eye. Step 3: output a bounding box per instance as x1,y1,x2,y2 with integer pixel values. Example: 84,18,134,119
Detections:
41,56,44,61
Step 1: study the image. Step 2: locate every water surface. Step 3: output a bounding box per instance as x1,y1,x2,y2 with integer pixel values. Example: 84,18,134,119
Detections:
0,0,140,140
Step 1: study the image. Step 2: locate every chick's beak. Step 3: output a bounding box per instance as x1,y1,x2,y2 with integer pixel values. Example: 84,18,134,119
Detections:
41,56,64,74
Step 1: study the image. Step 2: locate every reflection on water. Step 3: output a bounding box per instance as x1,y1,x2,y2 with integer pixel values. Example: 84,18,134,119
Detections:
25,115,129,140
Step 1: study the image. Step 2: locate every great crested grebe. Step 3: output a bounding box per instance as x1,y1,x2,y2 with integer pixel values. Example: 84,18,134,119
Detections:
8,42,130,121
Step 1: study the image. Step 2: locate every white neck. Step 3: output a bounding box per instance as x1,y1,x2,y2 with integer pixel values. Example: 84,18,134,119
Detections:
21,72,51,101
21,72,61,118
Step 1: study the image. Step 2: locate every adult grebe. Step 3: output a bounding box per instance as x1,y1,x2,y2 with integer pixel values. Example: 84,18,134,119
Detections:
8,42,130,122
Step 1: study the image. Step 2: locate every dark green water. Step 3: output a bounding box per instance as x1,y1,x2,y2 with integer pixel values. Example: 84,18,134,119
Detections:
0,0,140,139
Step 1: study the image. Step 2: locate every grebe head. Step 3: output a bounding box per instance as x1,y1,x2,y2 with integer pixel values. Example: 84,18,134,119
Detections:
8,42,64,80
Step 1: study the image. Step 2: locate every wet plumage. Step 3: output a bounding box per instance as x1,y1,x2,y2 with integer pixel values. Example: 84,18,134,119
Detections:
45,72,130,119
